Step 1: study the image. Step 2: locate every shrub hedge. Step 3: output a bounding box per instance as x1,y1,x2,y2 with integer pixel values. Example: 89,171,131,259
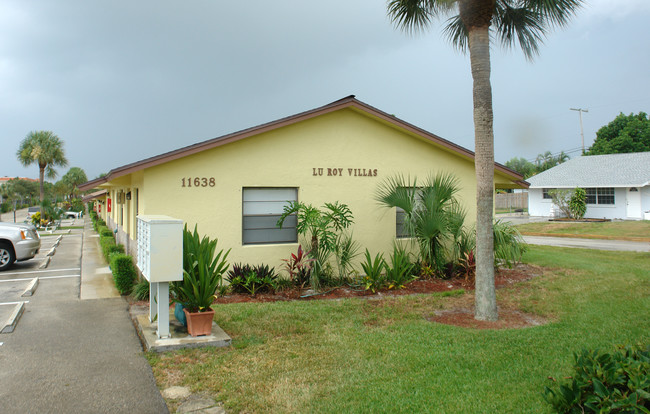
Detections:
110,254,137,295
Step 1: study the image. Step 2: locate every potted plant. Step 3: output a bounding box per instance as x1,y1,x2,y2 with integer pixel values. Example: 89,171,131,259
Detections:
172,225,229,336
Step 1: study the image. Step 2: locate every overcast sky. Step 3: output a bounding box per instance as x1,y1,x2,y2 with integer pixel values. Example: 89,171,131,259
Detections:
2,0,649,181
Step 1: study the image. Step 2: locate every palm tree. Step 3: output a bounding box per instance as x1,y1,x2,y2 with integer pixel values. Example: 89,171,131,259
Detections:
375,172,466,275
388,0,583,321
61,167,88,199
16,131,68,202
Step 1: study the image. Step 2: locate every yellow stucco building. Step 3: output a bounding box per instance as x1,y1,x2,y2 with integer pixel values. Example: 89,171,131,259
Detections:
80,96,527,269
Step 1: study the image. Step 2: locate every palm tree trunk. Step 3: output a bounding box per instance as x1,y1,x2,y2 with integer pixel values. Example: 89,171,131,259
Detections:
39,165,45,202
468,25,498,321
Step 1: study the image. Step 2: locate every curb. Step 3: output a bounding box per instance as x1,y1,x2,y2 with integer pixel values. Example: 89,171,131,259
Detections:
22,277,39,297
1,302,25,334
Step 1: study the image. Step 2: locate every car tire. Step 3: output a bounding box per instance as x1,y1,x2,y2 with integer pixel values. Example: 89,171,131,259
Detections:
0,242,16,271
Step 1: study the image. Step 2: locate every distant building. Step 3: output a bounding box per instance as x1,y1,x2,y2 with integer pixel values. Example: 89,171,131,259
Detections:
527,152,650,220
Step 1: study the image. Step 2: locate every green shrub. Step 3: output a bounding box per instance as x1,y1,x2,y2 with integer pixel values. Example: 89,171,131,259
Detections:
493,220,527,268
569,188,587,219
110,254,137,295
107,244,125,262
131,279,150,301
385,244,416,290
361,249,387,293
171,224,230,312
227,263,278,295
544,344,650,413
98,226,113,237
99,236,117,261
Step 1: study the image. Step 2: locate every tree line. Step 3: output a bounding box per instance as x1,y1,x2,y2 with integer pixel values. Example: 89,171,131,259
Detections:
505,111,650,179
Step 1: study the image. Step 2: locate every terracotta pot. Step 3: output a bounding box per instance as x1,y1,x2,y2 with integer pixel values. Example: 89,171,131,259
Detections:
183,308,214,337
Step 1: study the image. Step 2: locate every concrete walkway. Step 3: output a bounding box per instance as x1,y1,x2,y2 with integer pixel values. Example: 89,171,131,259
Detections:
0,217,169,413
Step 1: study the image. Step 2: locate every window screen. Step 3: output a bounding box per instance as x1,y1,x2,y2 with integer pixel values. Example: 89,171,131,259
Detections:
242,188,297,245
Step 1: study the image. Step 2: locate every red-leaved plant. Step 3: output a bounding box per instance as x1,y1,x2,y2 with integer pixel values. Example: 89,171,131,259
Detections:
282,245,314,288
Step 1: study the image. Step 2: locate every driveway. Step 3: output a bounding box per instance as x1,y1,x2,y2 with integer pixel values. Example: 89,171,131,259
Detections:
523,235,650,253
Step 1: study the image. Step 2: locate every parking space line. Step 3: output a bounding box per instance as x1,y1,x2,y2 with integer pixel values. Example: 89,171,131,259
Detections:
1,267,80,276
0,301,30,305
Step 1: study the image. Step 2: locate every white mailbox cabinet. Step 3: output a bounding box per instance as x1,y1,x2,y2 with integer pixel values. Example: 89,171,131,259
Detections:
136,215,184,338
137,215,183,283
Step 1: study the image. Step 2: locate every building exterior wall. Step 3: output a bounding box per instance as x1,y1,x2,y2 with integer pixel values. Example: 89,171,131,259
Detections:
137,109,479,269
95,108,524,271
642,186,650,219
528,187,640,220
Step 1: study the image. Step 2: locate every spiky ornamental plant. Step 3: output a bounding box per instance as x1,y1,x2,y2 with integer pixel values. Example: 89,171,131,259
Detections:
387,0,584,321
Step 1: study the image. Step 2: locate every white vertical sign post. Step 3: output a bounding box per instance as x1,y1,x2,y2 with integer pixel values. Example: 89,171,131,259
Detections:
136,215,183,339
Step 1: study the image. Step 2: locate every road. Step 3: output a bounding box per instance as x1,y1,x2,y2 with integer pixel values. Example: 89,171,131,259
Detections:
523,235,650,253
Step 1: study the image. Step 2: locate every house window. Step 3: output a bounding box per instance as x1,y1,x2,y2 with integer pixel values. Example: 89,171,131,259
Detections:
542,188,553,199
585,188,615,205
396,207,408,238
242,188,297,245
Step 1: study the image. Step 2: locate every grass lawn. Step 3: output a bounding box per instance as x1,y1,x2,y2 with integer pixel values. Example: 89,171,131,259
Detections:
147,246,650,413
515,220,650,241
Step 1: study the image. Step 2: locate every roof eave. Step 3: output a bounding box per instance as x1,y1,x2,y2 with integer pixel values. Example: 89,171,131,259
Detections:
79,95,526,190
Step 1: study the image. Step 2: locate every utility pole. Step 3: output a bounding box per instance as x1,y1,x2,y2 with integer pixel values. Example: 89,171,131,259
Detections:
570,108,588,155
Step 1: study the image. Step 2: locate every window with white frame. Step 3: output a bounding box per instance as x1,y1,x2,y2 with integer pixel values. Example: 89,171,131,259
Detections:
242,188,297,245
542,188,553,199
585,188,615,205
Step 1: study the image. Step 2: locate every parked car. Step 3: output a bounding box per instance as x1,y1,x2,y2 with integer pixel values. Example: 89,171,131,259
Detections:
0,222,41,271
27,206,41,218
64,211,82,219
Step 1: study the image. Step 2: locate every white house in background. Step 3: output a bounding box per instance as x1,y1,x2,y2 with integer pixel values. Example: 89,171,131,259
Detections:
527,152,650,220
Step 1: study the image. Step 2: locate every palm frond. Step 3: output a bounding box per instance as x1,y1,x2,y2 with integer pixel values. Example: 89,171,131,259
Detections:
494,2,546,60
374,174,417,213
388,0,458,33
525,0,584,28
442,14,468,52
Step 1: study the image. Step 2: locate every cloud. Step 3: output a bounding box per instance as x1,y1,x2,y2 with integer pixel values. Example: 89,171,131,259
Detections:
581,0,650,22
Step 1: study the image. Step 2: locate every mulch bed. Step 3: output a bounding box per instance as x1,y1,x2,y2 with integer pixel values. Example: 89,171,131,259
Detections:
213,264,541,305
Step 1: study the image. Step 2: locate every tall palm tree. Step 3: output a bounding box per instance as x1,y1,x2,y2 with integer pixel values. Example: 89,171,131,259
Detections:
16,130,68,202
388,0,583,321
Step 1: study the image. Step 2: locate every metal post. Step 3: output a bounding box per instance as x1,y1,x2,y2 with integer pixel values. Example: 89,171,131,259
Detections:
149,281,158,323
156,282,170,339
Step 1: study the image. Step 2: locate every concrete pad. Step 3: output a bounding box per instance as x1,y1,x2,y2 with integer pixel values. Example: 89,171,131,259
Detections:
1,302,24,333
162,386,191,400
80,222,120,300
177,395,224,414
135,313,231,352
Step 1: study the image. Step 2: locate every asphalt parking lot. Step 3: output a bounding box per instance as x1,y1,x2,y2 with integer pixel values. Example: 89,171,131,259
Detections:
0,220,83,333
0,214,168,413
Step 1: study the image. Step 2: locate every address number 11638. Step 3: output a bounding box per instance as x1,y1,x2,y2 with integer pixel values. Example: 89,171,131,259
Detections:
181,177,215,187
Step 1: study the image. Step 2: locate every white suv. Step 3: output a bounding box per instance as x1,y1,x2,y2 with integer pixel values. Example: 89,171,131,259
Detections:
0,222,41,271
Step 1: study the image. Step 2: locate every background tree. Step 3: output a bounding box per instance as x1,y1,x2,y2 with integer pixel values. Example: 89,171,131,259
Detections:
587,112,650,155
16,130,68,202
388,0,583,321
60,167,88,199
504,157,536,179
